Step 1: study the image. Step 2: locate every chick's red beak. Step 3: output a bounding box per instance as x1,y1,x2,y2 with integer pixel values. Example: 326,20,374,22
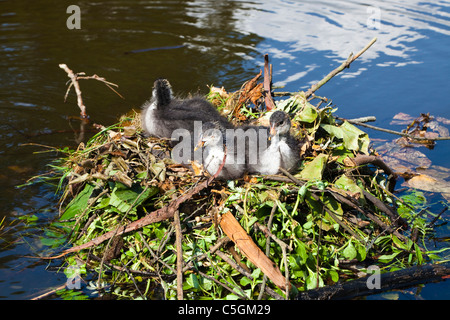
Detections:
269,124,277,136
194,140,205,151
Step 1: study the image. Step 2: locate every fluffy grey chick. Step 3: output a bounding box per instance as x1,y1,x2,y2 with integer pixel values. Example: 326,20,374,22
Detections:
195,122,246,180
247,110,300,175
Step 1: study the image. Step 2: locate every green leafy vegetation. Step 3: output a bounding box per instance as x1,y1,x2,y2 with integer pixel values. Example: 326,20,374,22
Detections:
33,88,449,301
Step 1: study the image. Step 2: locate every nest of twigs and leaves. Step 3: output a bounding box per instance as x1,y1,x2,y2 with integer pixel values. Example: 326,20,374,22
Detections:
37,40,450,300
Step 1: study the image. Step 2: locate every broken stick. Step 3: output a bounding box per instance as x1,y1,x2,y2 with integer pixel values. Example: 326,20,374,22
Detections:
304,37,377,98
59,63,88,118
59,63,123,119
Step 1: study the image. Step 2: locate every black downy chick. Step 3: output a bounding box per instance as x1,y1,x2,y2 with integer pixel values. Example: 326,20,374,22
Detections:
141,79,233,163
141,78,233,139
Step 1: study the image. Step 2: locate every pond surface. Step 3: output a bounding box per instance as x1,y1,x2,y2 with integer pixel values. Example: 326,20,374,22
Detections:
0,0,449,299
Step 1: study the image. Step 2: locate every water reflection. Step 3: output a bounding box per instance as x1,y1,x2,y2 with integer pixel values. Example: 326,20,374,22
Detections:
219,0,450,86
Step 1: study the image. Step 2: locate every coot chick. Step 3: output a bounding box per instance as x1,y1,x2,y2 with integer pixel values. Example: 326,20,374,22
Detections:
141,78,233,164
195,121,246,180
141,78,233,139
247,110,300,175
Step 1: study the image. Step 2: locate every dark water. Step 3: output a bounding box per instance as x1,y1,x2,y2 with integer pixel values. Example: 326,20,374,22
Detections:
0,0,449,299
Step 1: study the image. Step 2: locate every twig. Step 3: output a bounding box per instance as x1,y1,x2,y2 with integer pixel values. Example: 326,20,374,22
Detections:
362,189,408,229
138,231,176,274
349,154,397,192
254,222,293,300
59,64,124,119
31,283,66,300
427,207,448,229
254,222,293,252
196,269,247,300
182,236,231,272
216,250,284,300
96,185,150,288
338,116,450,141
263,54,275,110
330,191,412,246
342,116,376,123
173,210,184,300
258,203,278,300
304,38,377,98
77,74,125,99
119,258,145,299
59,64,88,118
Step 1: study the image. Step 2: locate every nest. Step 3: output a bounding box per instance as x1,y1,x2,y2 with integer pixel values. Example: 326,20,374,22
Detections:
40,43,447,300
41,87,439,300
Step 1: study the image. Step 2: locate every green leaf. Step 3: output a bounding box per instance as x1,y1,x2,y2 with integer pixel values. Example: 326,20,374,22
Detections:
377,251,401,263
414,243,423,264
296,101,318,123
334,174,363,198
343,240,357,260
321,121,369,154
305,268,323,290
328,270,339,283
296,154,328,181
392,235,412,251
240,276,252,287
186,273,200,290
356,243,367,261
110,184,159,213
60,183,95,220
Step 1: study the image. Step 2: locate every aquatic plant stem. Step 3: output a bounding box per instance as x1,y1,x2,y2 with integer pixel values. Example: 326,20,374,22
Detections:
173,210,184,300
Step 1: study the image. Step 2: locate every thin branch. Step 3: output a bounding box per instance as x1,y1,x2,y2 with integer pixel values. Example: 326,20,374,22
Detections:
77,74,125,99
304,38,377,98
173,210,184,300
349,154,397,192
196,269,247,300
215,250,284,300
338,116,450,141
59,64,125,119
254,222,292,252
258,203,278,300
59,64,88,118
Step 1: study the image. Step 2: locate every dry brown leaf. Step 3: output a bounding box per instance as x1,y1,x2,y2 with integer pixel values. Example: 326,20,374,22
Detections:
416,165,450,180
343,156,355,167
377,142,432,171
219,211,290,292
190,160,205,176
209,86,229,98
403,174,450,194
